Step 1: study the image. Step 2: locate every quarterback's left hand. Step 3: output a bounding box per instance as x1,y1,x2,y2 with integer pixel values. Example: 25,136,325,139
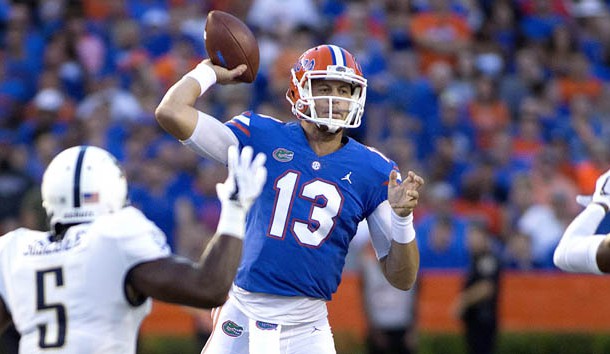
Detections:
388,170,425,217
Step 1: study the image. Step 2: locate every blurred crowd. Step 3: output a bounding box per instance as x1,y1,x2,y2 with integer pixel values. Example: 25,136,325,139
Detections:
1,0,610,272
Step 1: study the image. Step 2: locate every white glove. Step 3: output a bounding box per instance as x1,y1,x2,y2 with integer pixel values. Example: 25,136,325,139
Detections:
215,145,266,238
216,145,267,212
592,169,610,211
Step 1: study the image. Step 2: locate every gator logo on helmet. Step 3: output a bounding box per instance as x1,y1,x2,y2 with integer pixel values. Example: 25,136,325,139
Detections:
222,320,244,337
294,58,315,72
273,148,294,162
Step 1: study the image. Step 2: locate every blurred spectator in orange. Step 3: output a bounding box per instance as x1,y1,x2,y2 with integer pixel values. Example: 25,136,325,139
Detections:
518,0,570,17
82,0,125,22
110,18,154,90
554,52,603,104
332,0,387,44
574,140,610,195
511,101,545,165
409,0,472,74
267,24,317,102
467,74,511,151
153,35,201,90
453,169,504,238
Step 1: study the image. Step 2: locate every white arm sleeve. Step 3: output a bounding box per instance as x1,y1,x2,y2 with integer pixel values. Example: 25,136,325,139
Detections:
367,201,393,260
180,111,239,164
367,201,417,260
553,204,606,274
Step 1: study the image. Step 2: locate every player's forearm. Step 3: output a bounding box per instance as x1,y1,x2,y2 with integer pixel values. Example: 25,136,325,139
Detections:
194,235,242,303
155,77,203,140
190,200,246,304
381,241,419,290
156,61,219,140
553,204,606,274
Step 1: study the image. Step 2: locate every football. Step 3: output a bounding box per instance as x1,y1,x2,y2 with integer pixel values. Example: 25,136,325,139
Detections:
204,10,260,83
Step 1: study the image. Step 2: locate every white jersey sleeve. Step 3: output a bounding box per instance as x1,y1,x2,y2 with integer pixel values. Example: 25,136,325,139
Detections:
91,206,172,268
366,201,393,259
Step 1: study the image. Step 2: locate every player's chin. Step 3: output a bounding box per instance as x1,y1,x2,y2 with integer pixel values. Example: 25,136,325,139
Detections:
317,124,343,134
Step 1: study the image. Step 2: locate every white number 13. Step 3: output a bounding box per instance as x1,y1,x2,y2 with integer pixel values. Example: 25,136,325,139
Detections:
268,171,342,247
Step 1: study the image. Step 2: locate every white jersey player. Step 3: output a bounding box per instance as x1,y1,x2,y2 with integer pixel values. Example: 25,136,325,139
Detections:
554,169,610,274
0,145,266,353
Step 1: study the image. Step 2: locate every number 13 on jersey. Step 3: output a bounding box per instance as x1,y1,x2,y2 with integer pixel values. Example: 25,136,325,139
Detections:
267,171,343,248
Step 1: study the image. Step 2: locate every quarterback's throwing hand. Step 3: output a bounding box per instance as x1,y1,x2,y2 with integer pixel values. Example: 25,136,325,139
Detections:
201,59,248,85
388,170,425,217
217,145,267,212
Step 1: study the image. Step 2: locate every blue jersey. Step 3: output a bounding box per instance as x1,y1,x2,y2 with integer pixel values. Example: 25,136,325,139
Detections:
226,112,398,300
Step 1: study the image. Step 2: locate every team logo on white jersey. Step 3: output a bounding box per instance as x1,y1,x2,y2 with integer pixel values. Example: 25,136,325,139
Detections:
272,148,294,162
341,172,352,184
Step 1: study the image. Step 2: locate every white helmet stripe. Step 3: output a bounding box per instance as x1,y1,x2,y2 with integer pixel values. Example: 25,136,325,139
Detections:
328,45,345,66
72,146,87,208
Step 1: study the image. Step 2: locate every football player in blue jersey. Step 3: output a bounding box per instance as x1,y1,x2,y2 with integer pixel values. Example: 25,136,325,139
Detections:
156,44,424,354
